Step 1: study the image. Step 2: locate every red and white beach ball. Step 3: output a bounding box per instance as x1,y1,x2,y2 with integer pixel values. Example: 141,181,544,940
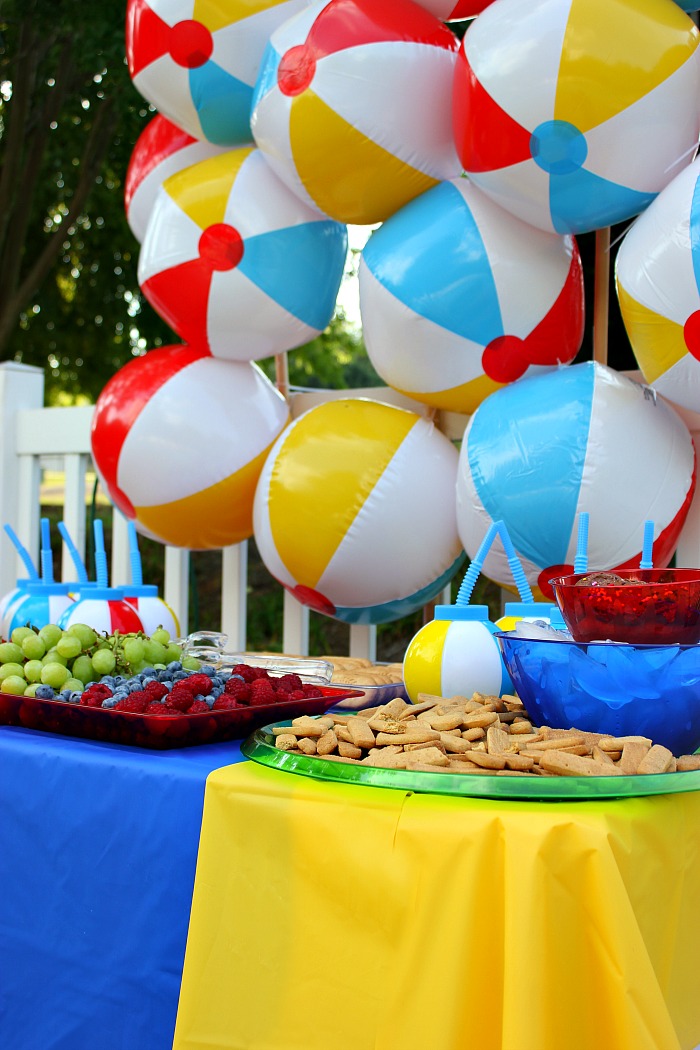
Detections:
359,178,584,414
57,593,145,637
125,115,229,243
138,147,347,360
253,398,465,624
91,346,290,550
250,0,462,224
453,0,700,234
456,362,696,599
414,1,493,17
126,0,310,146
616,156,700,415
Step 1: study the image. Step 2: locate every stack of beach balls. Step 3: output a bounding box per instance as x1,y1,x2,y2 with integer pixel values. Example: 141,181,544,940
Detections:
90,0,700,625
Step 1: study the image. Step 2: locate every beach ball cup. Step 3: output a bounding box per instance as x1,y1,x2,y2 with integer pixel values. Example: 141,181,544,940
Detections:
138,147,348,361
126,0,310,147
452,0,700,234
253,398,465,624
250,0,463,225
359,178,584,415
455,362,696,600
125,115,230,244
91,346,290,550
616,155,700,415
403,605,513,705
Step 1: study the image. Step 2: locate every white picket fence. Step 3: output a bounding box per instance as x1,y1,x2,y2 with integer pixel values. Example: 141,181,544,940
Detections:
3,360,700,657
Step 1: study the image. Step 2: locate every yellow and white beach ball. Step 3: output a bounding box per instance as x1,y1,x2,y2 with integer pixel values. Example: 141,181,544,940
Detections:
91,346,290,550
253,398,465,623
616,155,700,414
250,0,462,224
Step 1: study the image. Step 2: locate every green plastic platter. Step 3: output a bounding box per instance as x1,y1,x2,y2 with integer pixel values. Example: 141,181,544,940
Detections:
242,721,700,802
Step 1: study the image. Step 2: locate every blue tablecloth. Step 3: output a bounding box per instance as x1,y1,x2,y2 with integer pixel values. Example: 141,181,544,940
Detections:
0,726,245,1050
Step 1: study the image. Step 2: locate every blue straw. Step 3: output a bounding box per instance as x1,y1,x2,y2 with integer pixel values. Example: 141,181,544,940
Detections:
455,520,502,606
57,522,90,585
127,521,143,587
573,512,589,574
640,520,655,570
93,519,109,589
496,521,534,602
3,524,39,581
40,518,55,584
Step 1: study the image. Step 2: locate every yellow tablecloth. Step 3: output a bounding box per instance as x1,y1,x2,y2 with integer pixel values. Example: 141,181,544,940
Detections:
174,763,700,1050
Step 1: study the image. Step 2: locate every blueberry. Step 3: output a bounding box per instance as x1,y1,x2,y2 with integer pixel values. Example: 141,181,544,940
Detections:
100,676,116,688
200,664,217,677
211,686,223,698
68,691,82,704
35,685,55,699
205,696,216,708
101,698,118,709
112,689,129,701
142,676,157,686
167,661,182,672
141,666,156,678
172,671,188,682
127,680,143,693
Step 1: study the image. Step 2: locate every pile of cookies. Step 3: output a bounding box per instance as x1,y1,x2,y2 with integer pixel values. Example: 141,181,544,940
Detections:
321,655,404,688
273,690,700,777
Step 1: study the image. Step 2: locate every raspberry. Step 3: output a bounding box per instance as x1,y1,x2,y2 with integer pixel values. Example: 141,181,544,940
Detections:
288,689,306,700
146,701,168,713
302,685,323,698
211,695,237,710
80,683,113,706
144,681,168,701
230,663,258,683
166,688,194,712
114,692,149,713
188,699,210,713
249,679,275,706
225,679,251,703
182,673,213,696
148,706,182,717
275,673,303,693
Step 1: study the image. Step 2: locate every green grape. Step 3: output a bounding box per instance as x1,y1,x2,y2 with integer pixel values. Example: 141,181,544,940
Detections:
122,637,146,666
66,623,97,649
0,642,25,664
24,659,44,683
0,662,26,682
91,649,116,676
182,656,202,672
64,677,84,693
164,643,184,664
38,623,63,649
21,633,46,660
40,663,71,689
143,640,167,665
56,634,82,660
10,626,35,647
151,627,170,646
70,655,94,685
42,648,68,667
24,683,40,698
1,675,27,695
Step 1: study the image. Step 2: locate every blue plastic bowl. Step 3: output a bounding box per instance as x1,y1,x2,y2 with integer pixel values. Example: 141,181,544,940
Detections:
496,631,700,756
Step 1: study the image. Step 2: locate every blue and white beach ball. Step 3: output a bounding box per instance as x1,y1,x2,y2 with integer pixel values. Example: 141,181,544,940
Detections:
359,178,584,415
455,362,696,599
253,398,465,624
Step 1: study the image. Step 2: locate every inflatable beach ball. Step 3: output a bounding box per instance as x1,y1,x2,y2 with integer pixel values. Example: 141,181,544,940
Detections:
616,156,700,415
126,0,310,146
403,607,513,705
250,0,462,225
91,346,290,550
456,362,696,600
253,399,465,624
57,593,145,637
453,0,700,234
415,1,493,17
138,147,347,360
125,115,229,243
359,178,584,415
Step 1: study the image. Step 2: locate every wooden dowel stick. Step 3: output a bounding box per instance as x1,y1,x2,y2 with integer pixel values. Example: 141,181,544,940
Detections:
593,227,611,366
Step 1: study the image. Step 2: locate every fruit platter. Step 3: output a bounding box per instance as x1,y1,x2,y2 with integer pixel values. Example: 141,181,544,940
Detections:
0,622,362,749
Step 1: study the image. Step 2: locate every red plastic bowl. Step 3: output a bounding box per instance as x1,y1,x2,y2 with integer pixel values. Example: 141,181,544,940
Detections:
549,568,700,645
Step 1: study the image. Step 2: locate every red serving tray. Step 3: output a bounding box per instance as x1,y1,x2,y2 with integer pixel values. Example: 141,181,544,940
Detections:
0,686,364,750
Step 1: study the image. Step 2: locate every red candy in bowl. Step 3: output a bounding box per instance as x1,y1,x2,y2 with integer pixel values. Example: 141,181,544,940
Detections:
549,568,700,645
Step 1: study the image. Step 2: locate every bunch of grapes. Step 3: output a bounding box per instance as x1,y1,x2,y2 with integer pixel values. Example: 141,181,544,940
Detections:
0,623,200,698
